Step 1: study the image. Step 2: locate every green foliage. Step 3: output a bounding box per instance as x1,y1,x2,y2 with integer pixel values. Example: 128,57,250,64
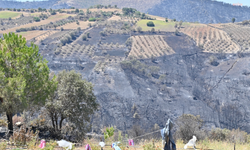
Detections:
50,10,56,15
147,21,155,27
89,18,96,21
165,18,168,22
75,8,79,13
45,70,99,140
232,18,235,23
0,33,57,131
82,35,87,41
122,8,137,16
86,32,90,38
33,17,40,22
104,126,115,140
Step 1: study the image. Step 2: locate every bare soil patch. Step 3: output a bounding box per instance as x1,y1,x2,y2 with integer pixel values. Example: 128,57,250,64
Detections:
0,13,75,34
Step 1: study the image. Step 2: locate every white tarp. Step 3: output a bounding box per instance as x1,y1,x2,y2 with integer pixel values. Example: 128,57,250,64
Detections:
57,139,73,150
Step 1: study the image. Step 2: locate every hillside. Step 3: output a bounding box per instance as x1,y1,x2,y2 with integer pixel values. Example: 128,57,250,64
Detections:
1,0,250,23
1,7,250,135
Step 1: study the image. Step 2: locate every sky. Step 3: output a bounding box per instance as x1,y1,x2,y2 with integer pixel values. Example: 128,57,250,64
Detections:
217,0,250,6
10,0,250,6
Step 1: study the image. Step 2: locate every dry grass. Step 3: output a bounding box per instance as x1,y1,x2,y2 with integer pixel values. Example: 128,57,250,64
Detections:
60,21,90,30
0,13,76,34
1,138,250,150
63,8,121,13
129,35,175,59
136,20,191,32
0,11,22,19
181,24,240,53
17,30,46,41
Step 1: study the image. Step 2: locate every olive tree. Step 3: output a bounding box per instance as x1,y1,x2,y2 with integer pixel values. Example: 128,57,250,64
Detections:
45,70,99,139
0,33,57,131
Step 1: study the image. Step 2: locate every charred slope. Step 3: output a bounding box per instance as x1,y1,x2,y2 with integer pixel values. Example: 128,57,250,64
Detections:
1,0,250,23
39,31,250,133
147,0,250,23
0,0,69,9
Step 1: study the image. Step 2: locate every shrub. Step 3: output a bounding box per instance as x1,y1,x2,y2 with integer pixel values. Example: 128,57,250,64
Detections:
100,31,107,36
151,28,155,33
33,17,40,22
147,21,154,27
50,10,56,15
86,32,90,38
137,26,142,32
175,114,205,142
60,27,64,31
209,55,219,66
82,35,87,41
89,18,96,21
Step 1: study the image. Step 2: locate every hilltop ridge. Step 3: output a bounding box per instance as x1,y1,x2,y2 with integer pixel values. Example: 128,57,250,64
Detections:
1,0,250,23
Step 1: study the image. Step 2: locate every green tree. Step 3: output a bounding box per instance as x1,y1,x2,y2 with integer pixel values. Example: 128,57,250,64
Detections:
44,70,98,139
179,20,183,28
0,33,57,131
33,17,40,22
165,18,168,22
75,8,79,13
147,21,155,27
137,26,142,32
232,18,235,23
82,35,87,41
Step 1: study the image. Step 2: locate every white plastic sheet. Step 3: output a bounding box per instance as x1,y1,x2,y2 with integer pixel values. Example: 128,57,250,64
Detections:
184,135,197,149
57,139,73,150
99,142,105,147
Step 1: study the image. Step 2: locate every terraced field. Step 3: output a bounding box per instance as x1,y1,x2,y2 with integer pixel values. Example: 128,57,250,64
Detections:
60,21,90,30
0,13,76,34
181,25,240,53
55,43,96,58
222,25,250,52
33,30,59,44
129,35,175,59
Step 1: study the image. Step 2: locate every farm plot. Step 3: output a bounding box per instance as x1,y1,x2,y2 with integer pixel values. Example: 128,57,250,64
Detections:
60,21,90,30
181,25,240,53
129,35,175,59
0,13,75,34
136,20,191,32
222,25,250,52
17,30,47,41
0,11,22,19
55,43,96,58
33,30,59,44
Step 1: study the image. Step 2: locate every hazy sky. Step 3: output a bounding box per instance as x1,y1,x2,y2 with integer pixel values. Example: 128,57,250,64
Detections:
13,0,250,6
217,0,250,6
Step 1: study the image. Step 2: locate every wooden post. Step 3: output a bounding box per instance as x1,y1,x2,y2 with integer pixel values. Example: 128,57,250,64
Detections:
234,142,236,150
